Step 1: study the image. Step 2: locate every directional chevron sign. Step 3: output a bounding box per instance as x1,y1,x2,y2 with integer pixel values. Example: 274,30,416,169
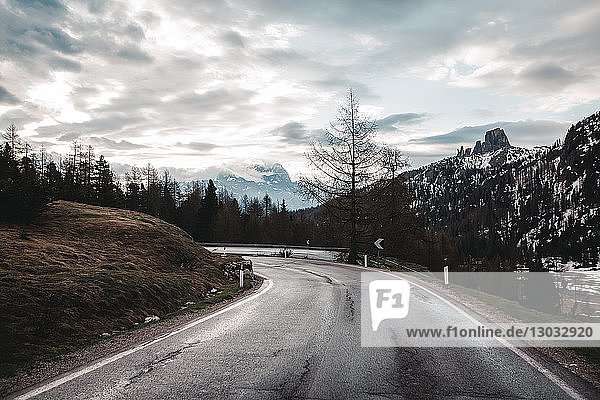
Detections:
374,238,384,250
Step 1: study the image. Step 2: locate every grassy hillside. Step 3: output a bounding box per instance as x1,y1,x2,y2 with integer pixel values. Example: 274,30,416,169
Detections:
0,201,248,376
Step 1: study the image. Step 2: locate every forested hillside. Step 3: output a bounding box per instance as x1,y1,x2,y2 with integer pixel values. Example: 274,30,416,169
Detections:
0,126,356,246
404,111,600,270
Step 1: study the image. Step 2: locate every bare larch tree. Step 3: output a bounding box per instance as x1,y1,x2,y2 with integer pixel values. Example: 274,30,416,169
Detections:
299,89,390,264
2,123,19,158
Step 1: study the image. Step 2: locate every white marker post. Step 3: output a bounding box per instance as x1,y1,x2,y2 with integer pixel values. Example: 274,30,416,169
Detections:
364,254,368,268
443,257,449,284
239,266,244,288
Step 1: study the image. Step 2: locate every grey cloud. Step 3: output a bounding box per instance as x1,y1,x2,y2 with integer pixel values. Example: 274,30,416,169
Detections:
71,86,99,110
11,0,66,12
0,86,19,104
378,113,430,131
0,0,82,78
511,20,600,67
138,11,161,26
26,138,58,149
270,122,327,145
517,64,586,92
115,45,154,63
256,48,308,66
176,141,217,152
271,121,309,144
246,0,599,102
86,0,106,14
470,109,495,119
311,78,377,99
96,88,163,115
221,30,245,48
0,105,42,129
463,67,516,87
96,81,324,143
161,0,242,25
172,88,256,112
26,26,82,54
124,24,146,42
58,131,82,142
1,0,154,79
47,55,81,71
244,0,421,30
162,54,203,70
88,136,147,150
35,115,145,139
411,125,496,145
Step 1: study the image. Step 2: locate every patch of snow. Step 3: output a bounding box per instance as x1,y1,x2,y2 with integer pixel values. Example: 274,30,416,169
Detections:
144,315,160,323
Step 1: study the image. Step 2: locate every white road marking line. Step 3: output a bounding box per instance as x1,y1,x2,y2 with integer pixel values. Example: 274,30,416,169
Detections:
264,264,340,284
302,268,340,284
13,275,274,400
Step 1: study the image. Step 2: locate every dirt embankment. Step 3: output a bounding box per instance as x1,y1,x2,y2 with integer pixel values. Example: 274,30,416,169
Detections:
0,200,248,378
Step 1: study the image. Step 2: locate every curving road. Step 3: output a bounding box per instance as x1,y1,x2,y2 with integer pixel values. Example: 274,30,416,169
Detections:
11,257,599,399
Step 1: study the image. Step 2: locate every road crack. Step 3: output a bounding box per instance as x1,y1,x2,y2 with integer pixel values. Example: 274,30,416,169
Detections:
300,269,334,284
124,345,192,387
279,356,315,398
344,287,355,320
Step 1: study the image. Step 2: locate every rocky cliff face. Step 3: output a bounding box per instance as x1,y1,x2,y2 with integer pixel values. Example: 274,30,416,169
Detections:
484,128,511,150
457,127,511,157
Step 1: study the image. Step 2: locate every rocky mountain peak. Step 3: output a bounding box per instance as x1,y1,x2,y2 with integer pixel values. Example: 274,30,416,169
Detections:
484,128,511,150
457,127,511,157
205,163,309,210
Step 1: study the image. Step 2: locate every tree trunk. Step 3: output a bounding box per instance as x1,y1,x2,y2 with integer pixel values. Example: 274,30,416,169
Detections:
349,90,358,264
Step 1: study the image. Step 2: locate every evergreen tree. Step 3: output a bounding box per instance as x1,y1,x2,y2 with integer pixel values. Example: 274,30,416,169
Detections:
159,170,177,222
0,141,47,222
45,161,63,200
199,179,219,241
125,167,144,211
94,155,124,207
215,195,242,242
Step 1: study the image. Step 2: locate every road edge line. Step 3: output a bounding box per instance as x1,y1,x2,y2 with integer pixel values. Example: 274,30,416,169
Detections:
377,269,584,400
13,274,274,400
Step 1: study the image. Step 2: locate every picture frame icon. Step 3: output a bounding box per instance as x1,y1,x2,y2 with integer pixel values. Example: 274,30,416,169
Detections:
369,280,411,331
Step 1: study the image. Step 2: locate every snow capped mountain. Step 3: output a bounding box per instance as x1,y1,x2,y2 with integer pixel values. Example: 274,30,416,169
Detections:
207,163,311,210
403,116,600,268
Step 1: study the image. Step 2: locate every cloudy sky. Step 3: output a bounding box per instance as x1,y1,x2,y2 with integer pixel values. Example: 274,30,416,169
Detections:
1,0,599,179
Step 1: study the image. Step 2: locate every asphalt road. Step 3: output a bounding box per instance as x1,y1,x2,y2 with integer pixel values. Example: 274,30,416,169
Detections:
11,258,600,399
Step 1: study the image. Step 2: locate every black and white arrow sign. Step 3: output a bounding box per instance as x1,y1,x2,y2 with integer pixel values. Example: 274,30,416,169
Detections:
374,238,384,250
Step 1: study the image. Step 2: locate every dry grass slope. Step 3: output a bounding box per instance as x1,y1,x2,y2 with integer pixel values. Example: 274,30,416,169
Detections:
0,201,244,376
